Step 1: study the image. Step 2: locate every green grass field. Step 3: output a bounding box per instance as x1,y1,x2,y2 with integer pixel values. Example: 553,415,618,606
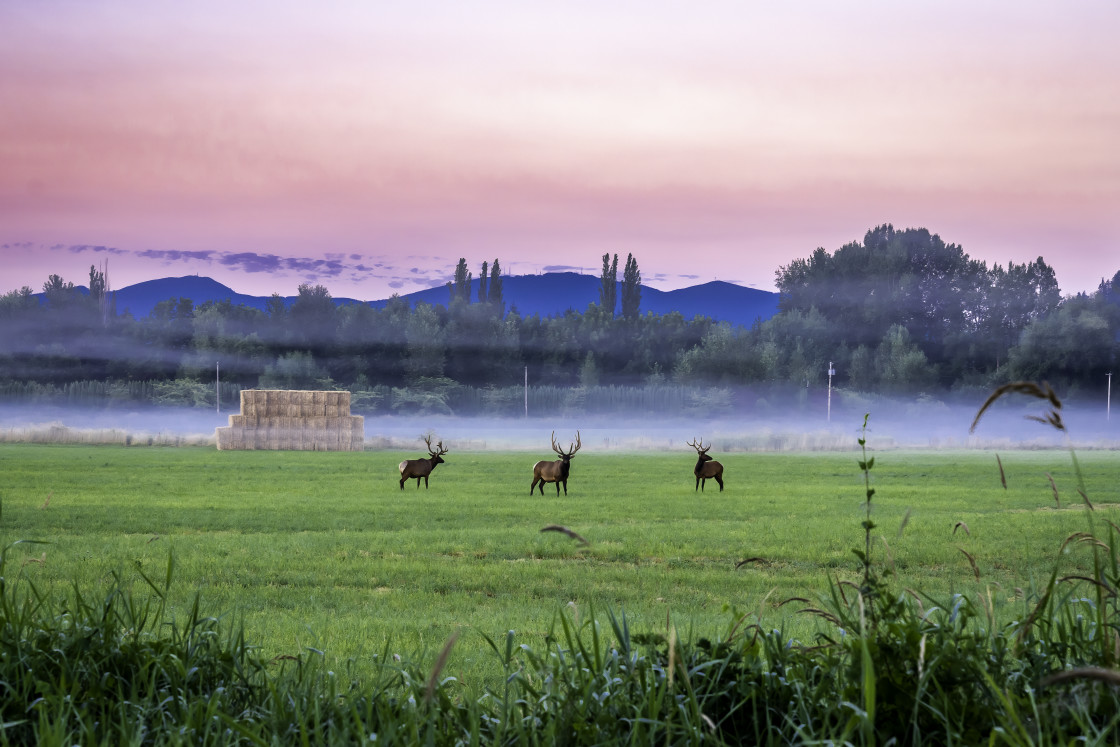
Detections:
1,443,1117,687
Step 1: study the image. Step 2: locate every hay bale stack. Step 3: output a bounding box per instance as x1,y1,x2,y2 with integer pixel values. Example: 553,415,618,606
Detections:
215,390,365,451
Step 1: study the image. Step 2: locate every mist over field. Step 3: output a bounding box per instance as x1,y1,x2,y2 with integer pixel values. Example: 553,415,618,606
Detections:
2,395,1115,452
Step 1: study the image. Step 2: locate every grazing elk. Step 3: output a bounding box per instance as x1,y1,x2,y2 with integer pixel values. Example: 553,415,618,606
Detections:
687,437,724,492
398,435,448,490
531,431,581,496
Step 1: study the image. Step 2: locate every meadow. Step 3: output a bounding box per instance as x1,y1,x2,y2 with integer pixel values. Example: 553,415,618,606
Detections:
2,440,1117,691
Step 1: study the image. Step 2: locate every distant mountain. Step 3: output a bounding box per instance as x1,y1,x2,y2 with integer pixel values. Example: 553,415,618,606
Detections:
376,272,779,327
101,276,366,317
90,273,778,327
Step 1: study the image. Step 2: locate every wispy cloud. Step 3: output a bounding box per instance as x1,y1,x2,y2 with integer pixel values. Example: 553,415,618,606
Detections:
67,244,128,256
136,249,218,262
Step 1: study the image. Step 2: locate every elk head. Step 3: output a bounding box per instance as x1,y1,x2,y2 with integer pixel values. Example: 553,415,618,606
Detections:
424,434,449,465
687,437,712,463
551,430,581,463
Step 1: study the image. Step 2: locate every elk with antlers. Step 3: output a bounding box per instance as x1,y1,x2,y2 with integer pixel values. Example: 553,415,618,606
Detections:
398,435,448,490
687,437,724,492
531,431,581,496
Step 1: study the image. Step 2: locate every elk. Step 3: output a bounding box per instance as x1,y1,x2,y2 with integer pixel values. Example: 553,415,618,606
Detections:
531,431,581,496
687,437,724,492
398,435,448,490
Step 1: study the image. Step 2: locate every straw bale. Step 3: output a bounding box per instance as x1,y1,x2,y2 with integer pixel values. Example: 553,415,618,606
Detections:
216,389,371,451
314,416,330,451
229,414,258,428
351,417,365,450
277,417,292,449
241,390,257,418
325,417,343,449
310,391,326,416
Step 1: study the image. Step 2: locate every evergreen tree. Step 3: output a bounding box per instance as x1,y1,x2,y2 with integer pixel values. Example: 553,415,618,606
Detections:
488,258,504,312
478,261,489,304
449,258,472,304
290,283,336,349
42,274,76,307
599,253,618,315
621,253,641,320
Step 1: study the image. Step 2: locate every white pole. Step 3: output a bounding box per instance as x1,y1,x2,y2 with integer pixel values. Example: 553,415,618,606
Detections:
524,366,528,418
216,361,220,414
1108,372,1112,422
827,361,835,422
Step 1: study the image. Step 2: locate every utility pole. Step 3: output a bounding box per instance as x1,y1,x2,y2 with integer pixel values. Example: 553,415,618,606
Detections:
1108,372,1112,422
524,366,528,418
827,361,835,422
216,361,220,414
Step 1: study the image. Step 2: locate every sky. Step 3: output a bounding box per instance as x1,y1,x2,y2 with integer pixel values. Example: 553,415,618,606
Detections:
2,1,1118,301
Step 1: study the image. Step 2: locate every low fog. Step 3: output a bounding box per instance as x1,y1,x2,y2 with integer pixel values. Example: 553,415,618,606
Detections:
2,397,1116,452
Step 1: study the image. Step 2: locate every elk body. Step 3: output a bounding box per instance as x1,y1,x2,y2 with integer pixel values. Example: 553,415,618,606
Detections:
531,431,581,496
398,436,448,490
688,437,724,492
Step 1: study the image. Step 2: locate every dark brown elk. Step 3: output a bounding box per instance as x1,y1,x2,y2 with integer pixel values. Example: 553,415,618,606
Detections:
687,437,724,492
398,436,448,490
531,431,581,496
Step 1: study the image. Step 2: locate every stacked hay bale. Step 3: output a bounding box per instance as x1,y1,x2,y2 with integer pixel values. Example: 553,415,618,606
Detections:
215,390,365,451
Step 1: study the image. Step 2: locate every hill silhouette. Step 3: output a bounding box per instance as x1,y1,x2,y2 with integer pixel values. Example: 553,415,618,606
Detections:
91,273,779,327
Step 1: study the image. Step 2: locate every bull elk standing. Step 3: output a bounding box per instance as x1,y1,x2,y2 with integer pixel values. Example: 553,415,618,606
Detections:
531,431,581,496
687,437,724,492
398,435,448,490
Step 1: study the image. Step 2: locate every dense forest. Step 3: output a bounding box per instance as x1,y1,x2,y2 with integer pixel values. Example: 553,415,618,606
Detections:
1,226,1117,414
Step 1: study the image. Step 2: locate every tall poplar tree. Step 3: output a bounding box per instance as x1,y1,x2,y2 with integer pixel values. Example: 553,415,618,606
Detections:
599,253,618,315
488,258,504,312
448,258,472,305
478,261,489,304
621,253,641,320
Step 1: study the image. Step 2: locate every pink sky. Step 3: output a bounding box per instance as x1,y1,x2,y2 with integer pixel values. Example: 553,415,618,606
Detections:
2,1,1118,300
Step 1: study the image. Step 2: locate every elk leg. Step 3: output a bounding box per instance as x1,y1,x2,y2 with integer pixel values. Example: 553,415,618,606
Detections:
715,475,724,492
530,478,539,495
556,481,562,496
424,475,429,488
400,477,405,490
695,476,700,491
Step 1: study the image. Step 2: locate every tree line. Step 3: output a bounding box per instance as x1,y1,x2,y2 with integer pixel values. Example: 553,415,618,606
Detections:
1,225,1117,412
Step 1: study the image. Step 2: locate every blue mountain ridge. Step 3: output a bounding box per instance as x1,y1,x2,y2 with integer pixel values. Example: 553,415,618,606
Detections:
82,273,779,327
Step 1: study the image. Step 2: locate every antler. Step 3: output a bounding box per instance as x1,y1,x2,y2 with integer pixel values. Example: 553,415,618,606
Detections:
423,435,448,457
687,437,710,454
567,431,581,457
551,430,581,457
